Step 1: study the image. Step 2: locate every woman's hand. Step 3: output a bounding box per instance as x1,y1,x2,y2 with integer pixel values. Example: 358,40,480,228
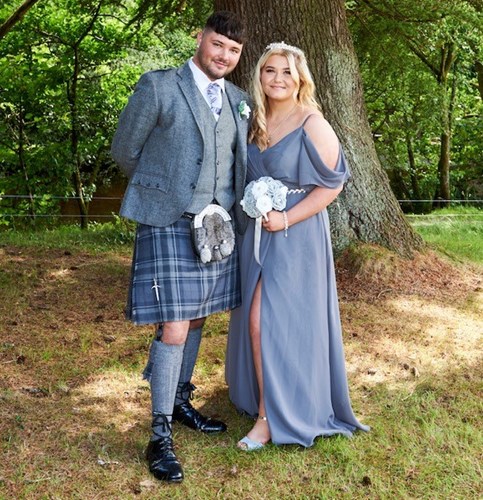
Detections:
261,182,343,234
261,210,286,232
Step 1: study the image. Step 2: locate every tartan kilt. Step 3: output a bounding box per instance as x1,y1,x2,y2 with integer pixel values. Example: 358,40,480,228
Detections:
126,220,241,324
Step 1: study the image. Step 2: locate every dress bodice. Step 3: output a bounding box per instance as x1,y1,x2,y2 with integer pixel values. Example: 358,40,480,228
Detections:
247,126,350,190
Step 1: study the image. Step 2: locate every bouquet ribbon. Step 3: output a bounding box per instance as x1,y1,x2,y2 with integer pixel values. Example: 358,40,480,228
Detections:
254,216,263,265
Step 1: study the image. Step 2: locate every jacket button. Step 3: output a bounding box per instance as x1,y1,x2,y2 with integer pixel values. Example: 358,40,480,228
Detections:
156,183,159,188
190,183,196,189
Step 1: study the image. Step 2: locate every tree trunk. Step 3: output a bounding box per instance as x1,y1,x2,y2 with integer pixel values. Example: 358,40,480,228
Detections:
65,2,103,228
18,106,36,219
0,0,41,40
68,46,89,228
405,131,422,212
435,131,451,207
215,0,422,256
432,43,457,208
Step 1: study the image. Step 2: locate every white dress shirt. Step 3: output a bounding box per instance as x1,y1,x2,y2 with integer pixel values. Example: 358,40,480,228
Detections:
189,58,225,120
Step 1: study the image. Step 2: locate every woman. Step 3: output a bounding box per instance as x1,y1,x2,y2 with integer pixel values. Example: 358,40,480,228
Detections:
226,42,369,449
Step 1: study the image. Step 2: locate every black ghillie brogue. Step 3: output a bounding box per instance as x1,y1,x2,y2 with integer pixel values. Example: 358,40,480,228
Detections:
146,414,183,483
172,382,227,433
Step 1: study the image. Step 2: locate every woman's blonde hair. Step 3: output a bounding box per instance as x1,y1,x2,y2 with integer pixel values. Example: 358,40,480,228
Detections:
249,42,320,150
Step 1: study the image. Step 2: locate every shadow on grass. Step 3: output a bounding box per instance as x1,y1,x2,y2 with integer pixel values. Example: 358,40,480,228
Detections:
1,243,481,498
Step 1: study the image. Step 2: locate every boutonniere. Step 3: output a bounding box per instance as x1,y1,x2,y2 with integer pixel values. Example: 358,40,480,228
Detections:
238,100,251,120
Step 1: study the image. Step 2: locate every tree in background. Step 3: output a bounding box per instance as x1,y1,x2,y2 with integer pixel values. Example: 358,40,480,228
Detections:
214,0,422,255
350,0,483,210
0,0,40,40
1,0,480,239
0,0,207,226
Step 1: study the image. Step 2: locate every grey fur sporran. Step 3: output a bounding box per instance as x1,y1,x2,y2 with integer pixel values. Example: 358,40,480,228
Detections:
191,205,235,264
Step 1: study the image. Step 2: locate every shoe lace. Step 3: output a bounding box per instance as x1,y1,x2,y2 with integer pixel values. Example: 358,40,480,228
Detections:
152,412,173,440
176,381,196,403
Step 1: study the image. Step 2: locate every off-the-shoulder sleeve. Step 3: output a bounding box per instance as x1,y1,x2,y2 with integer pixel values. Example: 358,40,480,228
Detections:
296,130,351,189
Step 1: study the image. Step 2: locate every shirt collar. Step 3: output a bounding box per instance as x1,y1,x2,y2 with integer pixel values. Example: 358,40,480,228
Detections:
188,58,225,93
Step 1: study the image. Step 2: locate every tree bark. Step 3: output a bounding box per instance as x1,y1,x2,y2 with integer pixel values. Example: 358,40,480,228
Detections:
68,45,89,228
18,106,36,218
215,0,422,256
0,0,41,40
432,43,457,207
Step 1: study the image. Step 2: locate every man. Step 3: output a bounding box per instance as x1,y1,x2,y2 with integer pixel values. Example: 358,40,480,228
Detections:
111,11,249,483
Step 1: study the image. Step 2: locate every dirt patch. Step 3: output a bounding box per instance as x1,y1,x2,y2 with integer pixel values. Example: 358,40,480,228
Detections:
336,245,481,303
336,245,482,392
0,244,481,497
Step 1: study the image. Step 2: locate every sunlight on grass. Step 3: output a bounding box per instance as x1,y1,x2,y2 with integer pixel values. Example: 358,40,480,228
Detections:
1,223,482,499
344,291,482,401
72,369,151,434
408,207,482,265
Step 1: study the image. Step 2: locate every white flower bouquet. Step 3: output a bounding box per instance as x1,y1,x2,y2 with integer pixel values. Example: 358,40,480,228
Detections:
240,176,288,220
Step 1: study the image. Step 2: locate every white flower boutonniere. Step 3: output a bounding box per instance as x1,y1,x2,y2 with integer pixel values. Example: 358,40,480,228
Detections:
238,100,251,120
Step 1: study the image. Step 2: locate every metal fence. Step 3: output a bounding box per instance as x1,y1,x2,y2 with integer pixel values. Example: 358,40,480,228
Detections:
0,195,482,219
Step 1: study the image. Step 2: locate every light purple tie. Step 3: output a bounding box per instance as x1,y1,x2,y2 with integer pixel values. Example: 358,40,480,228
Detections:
207,82,222,116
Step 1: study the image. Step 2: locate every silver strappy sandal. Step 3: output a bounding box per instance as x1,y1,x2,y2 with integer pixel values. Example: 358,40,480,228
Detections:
237,416,269,451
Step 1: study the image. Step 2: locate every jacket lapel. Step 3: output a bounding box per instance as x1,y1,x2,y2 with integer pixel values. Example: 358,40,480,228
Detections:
225,83,249,203
177,63,248,171
176,63,205,135
226,84,249,148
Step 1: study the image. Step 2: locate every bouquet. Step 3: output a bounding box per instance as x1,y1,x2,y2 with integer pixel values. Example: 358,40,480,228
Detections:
240,176,288,220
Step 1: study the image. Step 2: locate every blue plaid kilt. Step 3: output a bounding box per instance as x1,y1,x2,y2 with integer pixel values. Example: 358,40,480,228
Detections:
126,219,241,324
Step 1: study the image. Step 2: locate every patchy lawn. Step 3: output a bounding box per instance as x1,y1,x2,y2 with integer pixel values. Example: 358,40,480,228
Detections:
0,243,481,499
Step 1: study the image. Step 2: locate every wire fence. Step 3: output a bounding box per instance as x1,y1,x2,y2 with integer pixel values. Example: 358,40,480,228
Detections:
0,196,482,219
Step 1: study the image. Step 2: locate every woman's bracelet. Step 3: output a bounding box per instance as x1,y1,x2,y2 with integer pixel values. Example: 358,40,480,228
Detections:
282,211,289,237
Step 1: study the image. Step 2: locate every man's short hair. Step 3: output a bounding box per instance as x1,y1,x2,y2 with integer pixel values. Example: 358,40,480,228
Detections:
204,11,246,45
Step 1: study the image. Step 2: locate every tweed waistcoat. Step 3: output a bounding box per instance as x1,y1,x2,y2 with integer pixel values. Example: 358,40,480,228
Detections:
186,89,237,214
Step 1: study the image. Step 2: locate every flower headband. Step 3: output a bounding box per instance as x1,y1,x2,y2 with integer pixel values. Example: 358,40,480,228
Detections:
265,41,304,57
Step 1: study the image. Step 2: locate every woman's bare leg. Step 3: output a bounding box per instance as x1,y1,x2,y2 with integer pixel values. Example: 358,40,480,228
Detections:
238,279,271,445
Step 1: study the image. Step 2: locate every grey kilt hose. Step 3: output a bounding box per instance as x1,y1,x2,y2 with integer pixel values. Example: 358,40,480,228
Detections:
126,219,241,324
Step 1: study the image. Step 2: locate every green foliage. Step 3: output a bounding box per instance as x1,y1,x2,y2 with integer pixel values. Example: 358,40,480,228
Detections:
0,0,204,221
1,0,481,225
349,0,483,205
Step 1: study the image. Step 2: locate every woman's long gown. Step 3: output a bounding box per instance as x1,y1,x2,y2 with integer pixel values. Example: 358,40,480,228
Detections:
226,125,369,447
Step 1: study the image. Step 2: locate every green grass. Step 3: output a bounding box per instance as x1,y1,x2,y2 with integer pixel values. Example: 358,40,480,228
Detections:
4,370,480,499
2,207,481,264
408,207,482,265
1,211,481,499
0,216,135,253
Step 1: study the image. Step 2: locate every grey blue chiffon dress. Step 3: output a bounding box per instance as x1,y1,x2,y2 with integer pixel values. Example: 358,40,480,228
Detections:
226,124,369,447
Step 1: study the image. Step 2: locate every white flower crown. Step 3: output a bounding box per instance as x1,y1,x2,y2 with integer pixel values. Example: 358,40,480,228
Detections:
265,41,304,57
